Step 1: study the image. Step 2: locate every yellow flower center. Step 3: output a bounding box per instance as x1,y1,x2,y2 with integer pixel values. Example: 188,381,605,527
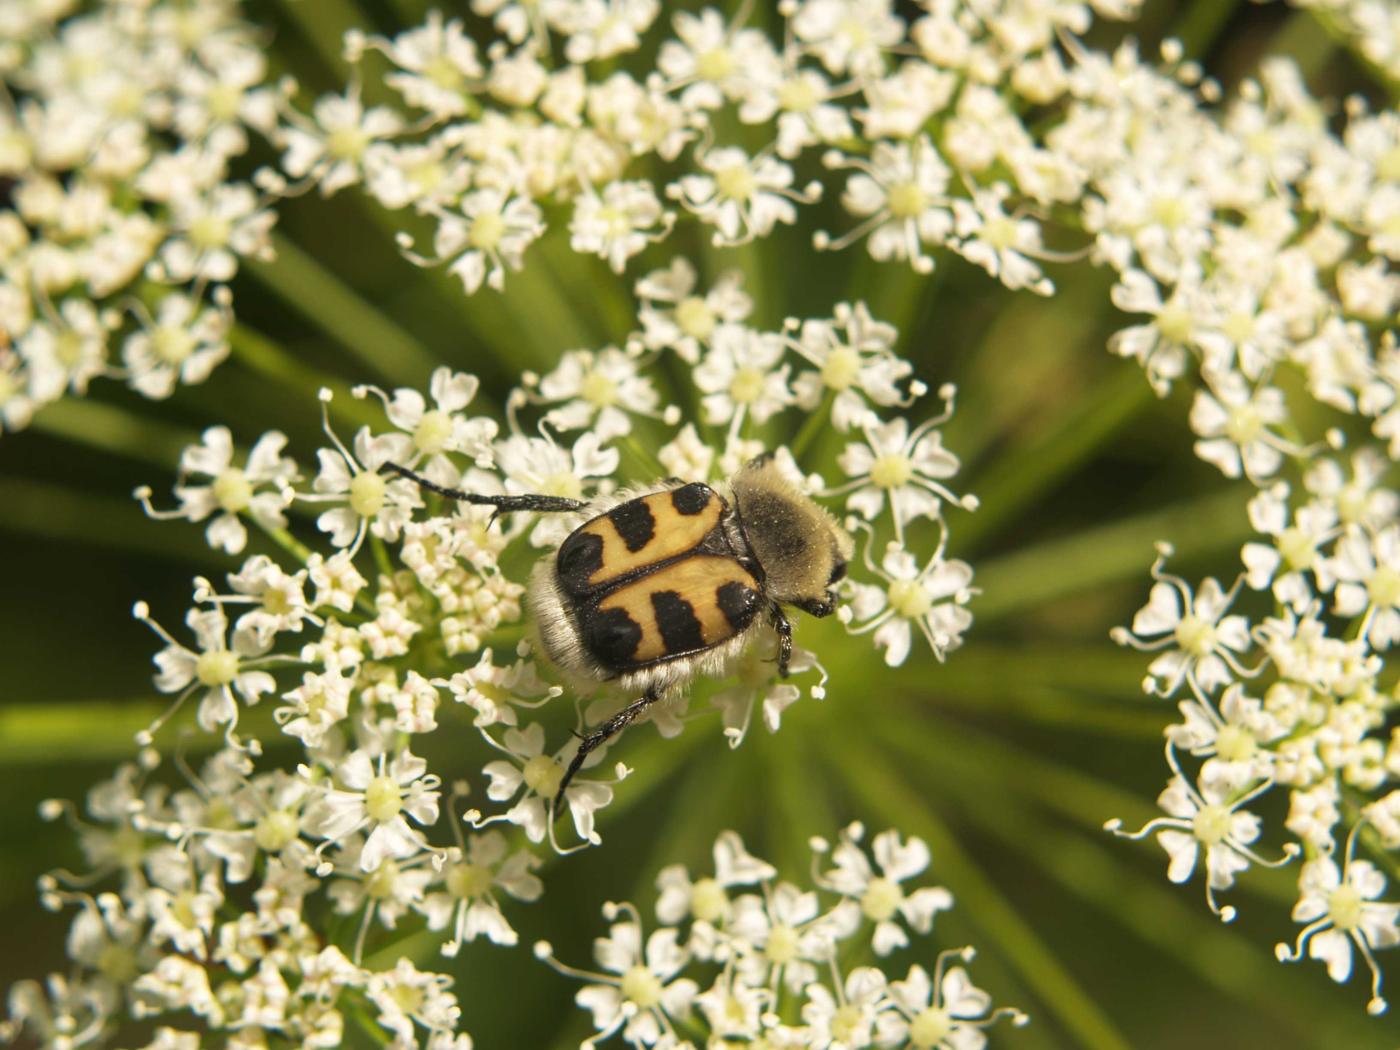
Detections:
765,923,799,964
469,211,507,250
581,370,619,407
1223,310,1255,345
206,83,242,122
1225,404,1264,446
831,1004,864,1043
522,754,564,798
889,579,932,619
621,964,664,1008
982,215,1018,251
170,890,199,929
446,861,494,899
777,76,818,112
821,346,861,390
1173,613,1217,657
54,329,83,367
596,205,632,239
690,877,728,922
326,125,369,162
195,649,238,687
152,325,195,365
212,467,252,513
675,296,716,340
1214,724,1256,764
541,472,583,500
365,775,403,823
729,365,765,404
1371,565,1400,608
255,809,300,851
426,55,465,90
1277,527,1315,571
870,452,913,489
189,214,232,251
1152,195,1189,229
715,163,756,203
696,47,735,82
860,875,904,921
1329,883,1364,931
1156,306,1193,345
888,182,928,219
1377,145,1400,182
1192,803,1233,845
909,1007,953,1048
349,470,387,517
413,408,454,454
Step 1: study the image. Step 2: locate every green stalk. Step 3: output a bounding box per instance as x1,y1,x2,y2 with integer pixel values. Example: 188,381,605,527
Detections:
30,398,199,469
957,366,1155,552
972,484,1252,621
925,768,1379,1049
0,477,212,566
1171,0,1243,61
831,735,1134,1050
229,325,381,429
246,233,439,386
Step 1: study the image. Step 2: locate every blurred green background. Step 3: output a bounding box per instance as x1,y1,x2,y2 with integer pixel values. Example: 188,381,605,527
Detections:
2,1,1397,1047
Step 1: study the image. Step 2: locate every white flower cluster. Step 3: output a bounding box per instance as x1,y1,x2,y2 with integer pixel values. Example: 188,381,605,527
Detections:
1,267,974,1047
1080,17,1400,1021
282,0,1153,296
0,0,287,431
537,825,1026,1049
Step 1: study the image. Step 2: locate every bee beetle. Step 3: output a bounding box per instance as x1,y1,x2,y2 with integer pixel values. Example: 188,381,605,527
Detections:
383,455,853,810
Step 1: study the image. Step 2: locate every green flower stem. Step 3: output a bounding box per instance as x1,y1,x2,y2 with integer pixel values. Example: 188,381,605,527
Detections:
0,697,286,766
1274,10,1348,85
882,709,1297,908
790,389,836,464
763,721,837,876
0,477,212,566
273,0,366,85
261,524,316,565
972,484,1253,621
957,366,1155,553
831,735,1134,1050
246,233,439,387
539,234,637,347
922,759,1379,1048
622,432,668,480
928,683,1163,738
30,397,199,469
229,325,382,429
1171,0,1244,61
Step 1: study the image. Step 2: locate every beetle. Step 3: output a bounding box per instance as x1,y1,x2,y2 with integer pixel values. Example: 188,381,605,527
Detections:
383,455,852,810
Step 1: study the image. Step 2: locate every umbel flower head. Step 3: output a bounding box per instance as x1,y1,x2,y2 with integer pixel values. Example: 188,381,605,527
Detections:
535,826,1026,1049
6,0,1400,1042
2,263,975,1047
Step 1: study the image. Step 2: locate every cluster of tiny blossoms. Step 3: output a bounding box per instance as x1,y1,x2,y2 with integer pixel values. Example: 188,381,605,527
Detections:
280,0,1153,295
537,826,1025,1049
2,261,976,1047
1089,40,1400,1018
0,0,287,431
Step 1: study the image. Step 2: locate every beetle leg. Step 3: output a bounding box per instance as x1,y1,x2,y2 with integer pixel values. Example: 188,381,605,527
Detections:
553,687,661,818
382,461,587,520
770,604,793,678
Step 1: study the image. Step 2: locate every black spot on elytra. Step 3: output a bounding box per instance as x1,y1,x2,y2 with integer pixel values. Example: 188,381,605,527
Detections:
556,530,604,594
585,606,643,668
609,499,656,552
716,581,761,632
652,590,706,653
670,483,712,516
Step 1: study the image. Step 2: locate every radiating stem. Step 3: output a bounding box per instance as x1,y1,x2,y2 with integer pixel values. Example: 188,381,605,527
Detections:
831,735,1134,1050
29,398,199,469
246,233,439,386
229,325,382,428
972,485,1252,621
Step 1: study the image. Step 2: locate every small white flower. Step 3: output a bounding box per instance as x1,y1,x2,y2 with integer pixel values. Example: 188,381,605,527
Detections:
670,146,819,247
570,180,672,273
316,748,442,872
1277,849,1400,1016
817,825,952,956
